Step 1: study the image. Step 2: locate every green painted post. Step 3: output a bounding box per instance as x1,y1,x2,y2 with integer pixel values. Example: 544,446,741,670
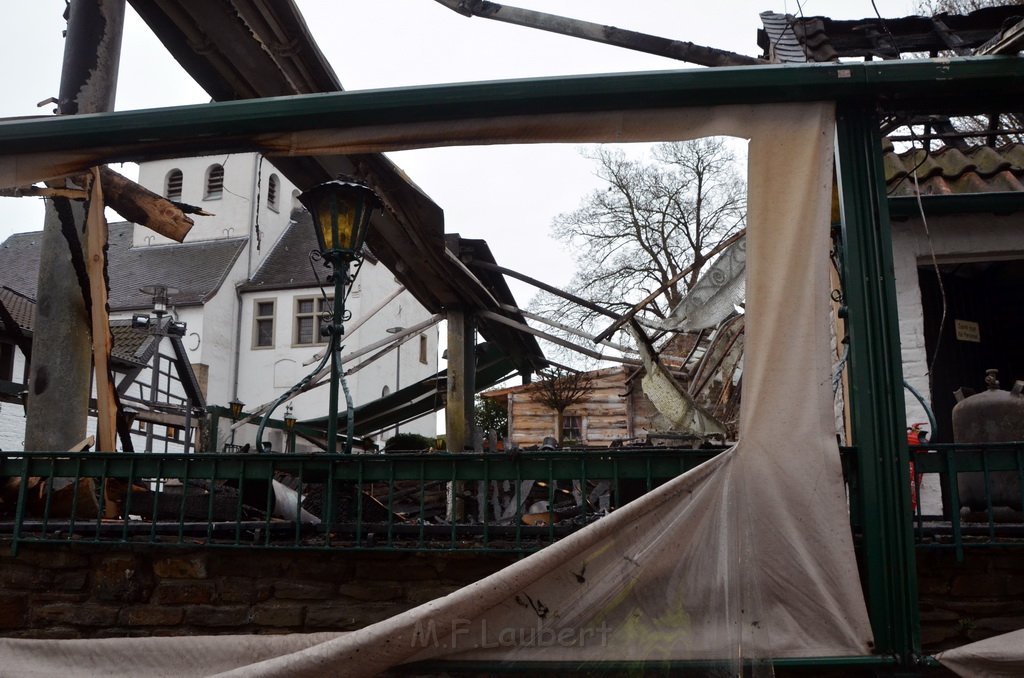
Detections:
207,406,221,453
835,103,920,662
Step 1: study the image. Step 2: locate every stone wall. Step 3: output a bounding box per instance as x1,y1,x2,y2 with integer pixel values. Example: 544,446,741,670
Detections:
1,540,1021,661
918,546,1024,653
0,541,515,639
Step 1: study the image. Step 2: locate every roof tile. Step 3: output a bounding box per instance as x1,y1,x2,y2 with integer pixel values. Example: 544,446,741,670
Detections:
884,142,1024,197
240,209,323,292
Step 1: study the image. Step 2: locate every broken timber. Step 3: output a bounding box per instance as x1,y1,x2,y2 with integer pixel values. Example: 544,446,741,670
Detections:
433,0,763,68
1,166,204,243
85,168,117,453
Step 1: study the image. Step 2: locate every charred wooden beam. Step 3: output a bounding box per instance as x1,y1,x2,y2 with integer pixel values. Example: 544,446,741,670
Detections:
92,166,201,242
976,16,1024,56
433,0,762,67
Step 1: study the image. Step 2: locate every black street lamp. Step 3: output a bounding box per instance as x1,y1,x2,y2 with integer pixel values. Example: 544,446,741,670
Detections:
253,177,380,455
229,398,245,420
228,397,244,447
299,177,380,454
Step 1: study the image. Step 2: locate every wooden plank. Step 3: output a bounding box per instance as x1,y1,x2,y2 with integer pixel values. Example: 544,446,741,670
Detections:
86,168,117,454
68,435,96,452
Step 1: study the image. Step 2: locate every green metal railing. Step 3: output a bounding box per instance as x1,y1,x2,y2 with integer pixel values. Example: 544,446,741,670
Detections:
910,442,1024,561
0,448,720,554
6,444,1022,556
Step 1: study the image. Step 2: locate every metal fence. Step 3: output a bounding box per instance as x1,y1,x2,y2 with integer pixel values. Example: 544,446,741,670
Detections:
0,448,720,553
4,443,1024,556
909,442,1024,560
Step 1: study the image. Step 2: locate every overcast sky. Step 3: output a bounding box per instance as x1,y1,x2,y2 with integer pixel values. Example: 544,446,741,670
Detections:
1,0,914,301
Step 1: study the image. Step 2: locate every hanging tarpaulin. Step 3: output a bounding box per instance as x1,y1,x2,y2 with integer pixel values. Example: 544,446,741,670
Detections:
936,628,1024,678
0,102,872,677
657,233,747,332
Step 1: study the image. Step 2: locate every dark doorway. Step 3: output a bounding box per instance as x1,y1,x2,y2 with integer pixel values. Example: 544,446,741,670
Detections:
919,258,1024,443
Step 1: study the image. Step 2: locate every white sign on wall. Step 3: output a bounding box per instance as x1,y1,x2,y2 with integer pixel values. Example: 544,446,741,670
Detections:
954,319,981,343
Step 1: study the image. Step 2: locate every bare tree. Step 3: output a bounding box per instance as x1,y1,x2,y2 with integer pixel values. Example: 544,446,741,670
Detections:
916,0,1022,13
533,138,745,350
531,368,595,445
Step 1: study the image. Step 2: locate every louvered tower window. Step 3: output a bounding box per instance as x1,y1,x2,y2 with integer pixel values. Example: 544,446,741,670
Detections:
165,169,183,200
267,174,280,211
205,164,224,199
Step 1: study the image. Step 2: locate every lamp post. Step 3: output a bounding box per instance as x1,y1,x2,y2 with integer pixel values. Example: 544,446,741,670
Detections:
228,397,244,447
283,403,297,453
298,177,380,454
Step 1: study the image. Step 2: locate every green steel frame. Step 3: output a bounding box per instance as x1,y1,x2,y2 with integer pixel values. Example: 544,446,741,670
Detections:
0,58,1022,161
4,54,1024,672
835,104,921,662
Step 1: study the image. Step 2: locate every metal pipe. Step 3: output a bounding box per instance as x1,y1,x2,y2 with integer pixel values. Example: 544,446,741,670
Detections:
328,258,348,454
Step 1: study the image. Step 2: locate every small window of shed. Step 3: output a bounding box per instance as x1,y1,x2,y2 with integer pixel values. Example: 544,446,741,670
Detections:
165,169,183,200
205,164,224,200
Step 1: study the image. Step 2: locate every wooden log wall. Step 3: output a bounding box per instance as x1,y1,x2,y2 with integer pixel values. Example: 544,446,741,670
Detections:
506,367,661,447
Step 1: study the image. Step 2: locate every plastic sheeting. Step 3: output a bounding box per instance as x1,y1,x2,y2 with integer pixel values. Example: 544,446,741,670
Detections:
1,102,873,676
936,628,1024,678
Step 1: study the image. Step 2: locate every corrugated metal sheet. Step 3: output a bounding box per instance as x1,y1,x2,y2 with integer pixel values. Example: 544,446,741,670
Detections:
759,12,819,63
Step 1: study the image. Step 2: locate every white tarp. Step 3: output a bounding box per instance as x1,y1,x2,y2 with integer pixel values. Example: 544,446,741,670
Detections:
936,628,1024,678
1,102,874,676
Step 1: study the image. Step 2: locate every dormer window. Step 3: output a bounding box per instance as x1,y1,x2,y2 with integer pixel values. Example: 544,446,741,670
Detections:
165,169,183,200
267,174,280,212
205,163,224,200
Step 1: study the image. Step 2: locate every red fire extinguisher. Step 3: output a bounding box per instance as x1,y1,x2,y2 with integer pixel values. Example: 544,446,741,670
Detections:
907,423,928,512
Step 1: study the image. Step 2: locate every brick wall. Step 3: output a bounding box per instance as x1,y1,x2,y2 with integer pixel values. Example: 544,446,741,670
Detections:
0,541,515,639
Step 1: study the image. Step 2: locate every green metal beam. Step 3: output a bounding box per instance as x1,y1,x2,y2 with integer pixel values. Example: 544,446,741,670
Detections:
889,192,1024,218
0,57,1021,162
835,104,920,662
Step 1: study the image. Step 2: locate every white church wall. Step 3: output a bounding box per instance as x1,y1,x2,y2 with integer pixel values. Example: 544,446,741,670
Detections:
135,154,298,278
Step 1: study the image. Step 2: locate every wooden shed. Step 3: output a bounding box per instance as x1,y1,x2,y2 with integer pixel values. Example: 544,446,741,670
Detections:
482,366,664,448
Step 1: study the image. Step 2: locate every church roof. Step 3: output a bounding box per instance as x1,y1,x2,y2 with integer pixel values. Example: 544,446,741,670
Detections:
0,222,246,311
